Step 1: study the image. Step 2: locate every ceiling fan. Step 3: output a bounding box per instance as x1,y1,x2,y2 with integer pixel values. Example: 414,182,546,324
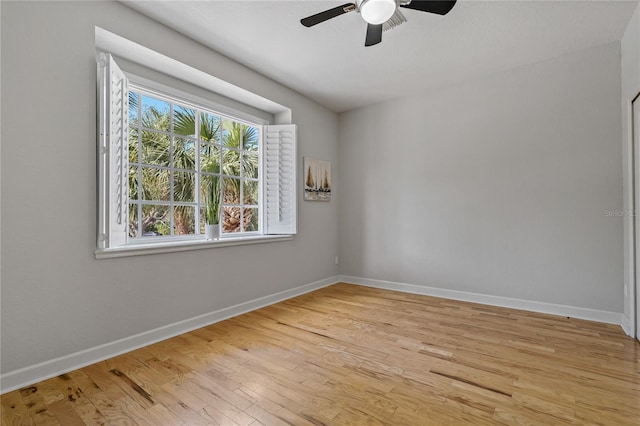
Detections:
300,0,456,47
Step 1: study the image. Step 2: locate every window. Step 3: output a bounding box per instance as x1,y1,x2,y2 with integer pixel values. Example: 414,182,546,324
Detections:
128,88,261,238
97,53,296,256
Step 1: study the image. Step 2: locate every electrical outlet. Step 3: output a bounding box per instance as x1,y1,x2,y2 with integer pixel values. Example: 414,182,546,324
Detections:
335,256,339,265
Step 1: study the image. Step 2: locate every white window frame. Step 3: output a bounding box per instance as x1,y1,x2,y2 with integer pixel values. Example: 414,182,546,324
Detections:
96,53,296,259
127,82,263,242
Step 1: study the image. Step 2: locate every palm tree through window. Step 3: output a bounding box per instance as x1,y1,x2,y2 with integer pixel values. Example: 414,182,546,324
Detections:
127,88,260,239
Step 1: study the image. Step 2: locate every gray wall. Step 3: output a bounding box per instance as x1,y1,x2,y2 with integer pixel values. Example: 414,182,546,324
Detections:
338,43,623,312
1,1,338,375
621,4,640,329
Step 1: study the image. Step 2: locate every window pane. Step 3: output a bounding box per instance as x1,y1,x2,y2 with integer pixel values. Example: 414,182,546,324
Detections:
141,131,170,166
222,148,241,177
173,105,196,138
128,203,139,237
223,177,240,204
243,153,259,179
200,174,220,198
129,127,138,163
174,206,195,235
141,95,170,131
129,166,139,201
174,138,196,171
221,119,235,147
223,207,241,233
142,204,170,236
244,208,258,232
200,112,220,143
129,92,139,125
174,171,195,202
200,143,220,173
200,174,221,216
141,168,170,201
243,180,258,205
199,206,206,234
242,124,259,152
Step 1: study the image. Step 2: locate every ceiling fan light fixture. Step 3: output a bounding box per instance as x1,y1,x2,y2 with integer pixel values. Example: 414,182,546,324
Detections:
360,0,396,25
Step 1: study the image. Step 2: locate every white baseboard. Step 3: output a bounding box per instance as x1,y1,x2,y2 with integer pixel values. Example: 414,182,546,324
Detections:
621,314,633,336
340,275,623,326
0,276,340,394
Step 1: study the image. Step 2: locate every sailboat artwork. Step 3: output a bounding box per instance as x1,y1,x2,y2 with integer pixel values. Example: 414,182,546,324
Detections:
304,157,331,201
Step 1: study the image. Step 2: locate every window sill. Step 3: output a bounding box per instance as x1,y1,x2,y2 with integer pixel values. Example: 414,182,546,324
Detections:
95,234,294,259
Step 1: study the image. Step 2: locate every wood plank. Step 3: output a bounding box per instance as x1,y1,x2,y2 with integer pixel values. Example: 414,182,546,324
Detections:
17,386,60,426
1,389,34,426
46,400,86,426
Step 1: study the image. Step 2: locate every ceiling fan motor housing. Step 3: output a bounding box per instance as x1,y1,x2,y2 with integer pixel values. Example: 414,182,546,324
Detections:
358,0,398,25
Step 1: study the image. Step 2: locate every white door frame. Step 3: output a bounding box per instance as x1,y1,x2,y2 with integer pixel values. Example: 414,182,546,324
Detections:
624,93,639,339
634,94,640,339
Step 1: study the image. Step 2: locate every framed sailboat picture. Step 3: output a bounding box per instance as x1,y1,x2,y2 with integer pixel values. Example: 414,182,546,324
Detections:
304,157,331,201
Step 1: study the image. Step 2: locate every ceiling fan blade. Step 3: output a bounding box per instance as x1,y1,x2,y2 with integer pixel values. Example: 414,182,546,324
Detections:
365,23,383,47
300,3,356,27
400,0,456,15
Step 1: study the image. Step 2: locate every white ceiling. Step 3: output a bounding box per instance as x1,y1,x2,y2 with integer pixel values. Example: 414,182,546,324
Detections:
124,0,638,113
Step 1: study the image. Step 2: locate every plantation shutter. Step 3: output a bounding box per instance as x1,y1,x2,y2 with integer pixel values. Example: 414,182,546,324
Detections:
264,124,297,235
97,53,128,248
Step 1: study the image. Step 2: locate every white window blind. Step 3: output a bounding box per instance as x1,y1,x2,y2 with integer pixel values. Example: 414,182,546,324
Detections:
97,53,129,248
264,124,297,235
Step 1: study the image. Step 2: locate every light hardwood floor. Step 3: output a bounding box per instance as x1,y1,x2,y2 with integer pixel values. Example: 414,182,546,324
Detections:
2,283,639,425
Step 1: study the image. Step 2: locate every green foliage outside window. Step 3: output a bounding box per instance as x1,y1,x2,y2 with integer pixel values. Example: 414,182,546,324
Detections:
127,91,259,237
